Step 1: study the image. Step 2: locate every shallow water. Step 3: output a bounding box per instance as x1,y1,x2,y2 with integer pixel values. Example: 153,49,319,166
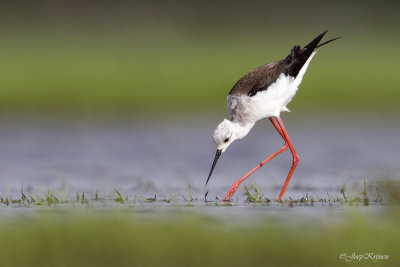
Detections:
0,114,398,203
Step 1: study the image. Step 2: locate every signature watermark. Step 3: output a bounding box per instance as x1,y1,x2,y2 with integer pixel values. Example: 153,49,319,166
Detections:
339,252,389,262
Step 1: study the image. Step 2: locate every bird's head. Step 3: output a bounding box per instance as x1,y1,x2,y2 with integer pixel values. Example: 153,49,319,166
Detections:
205,119,238,185
213,119,237,152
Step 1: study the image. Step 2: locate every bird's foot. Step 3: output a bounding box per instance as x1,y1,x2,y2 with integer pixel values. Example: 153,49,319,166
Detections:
222,182,240,201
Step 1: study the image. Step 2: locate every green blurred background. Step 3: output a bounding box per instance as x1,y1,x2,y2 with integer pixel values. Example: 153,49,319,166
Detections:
0,0,399,116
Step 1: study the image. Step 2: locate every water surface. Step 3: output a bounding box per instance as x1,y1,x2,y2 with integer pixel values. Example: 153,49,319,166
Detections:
0,114,398,202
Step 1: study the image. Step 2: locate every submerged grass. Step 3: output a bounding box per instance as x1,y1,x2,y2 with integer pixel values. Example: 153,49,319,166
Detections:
0,181,396,207
182,184,194,202
240,180,385,206
113,190,125,204
244,182,263,203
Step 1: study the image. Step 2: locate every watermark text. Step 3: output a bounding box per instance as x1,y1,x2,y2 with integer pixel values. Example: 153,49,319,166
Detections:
339,252,389,262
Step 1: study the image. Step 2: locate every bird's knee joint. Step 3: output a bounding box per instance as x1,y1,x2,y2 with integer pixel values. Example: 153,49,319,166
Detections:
293,154,299,164
283,143,289,150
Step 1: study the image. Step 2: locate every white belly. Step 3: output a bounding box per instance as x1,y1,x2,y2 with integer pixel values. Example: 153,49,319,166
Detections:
228,51,316,123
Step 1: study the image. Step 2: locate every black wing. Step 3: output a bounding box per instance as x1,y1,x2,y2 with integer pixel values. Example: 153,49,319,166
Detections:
228,61,285,97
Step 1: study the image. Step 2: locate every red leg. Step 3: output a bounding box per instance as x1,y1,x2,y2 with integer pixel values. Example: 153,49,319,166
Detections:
276,116,299,201
269,117,286,140
222,117,289,201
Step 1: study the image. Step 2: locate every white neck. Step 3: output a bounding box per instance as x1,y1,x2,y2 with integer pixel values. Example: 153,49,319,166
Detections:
232,121,255,140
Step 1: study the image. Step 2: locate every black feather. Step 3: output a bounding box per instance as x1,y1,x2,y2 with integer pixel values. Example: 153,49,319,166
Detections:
317,37,341,48
284,31,328,77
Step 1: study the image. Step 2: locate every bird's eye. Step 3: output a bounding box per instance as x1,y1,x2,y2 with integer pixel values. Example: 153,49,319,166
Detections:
224,138,230,143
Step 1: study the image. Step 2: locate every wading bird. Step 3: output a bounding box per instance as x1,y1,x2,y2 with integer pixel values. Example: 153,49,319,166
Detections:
206,31,339,201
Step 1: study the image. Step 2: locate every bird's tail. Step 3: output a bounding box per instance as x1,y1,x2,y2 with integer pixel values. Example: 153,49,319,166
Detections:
304,30,328,53
303,31,341,56
284,31,340,77
316,37,341,48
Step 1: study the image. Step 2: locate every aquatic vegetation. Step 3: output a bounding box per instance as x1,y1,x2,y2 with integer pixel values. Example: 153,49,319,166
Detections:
0,180,392,207
160,194,176,203
137,192,156,203
114,190,125,204
244,182,263,203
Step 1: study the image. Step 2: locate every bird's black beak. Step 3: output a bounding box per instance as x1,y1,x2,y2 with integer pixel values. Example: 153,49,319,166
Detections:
206,149,222,185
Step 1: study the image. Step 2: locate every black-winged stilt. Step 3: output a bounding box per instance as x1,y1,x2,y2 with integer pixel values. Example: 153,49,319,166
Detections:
206,31,340,201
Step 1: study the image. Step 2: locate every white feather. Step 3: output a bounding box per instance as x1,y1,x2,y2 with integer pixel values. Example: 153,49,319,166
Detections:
228,51,316,123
